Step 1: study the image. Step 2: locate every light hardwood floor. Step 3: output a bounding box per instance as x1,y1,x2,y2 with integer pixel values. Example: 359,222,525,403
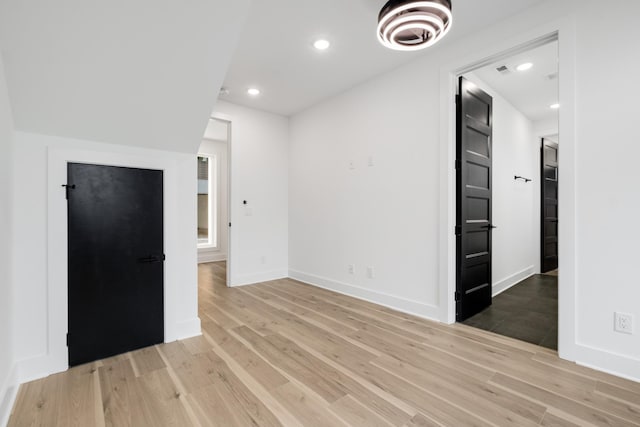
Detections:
8,261,640,426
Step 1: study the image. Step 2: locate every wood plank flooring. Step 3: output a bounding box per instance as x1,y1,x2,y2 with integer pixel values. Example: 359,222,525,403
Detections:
8,261,640,426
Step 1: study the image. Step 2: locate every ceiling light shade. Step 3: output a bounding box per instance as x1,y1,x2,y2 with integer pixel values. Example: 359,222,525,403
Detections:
550,103,560,109
247,88,260,96
377,0,452,51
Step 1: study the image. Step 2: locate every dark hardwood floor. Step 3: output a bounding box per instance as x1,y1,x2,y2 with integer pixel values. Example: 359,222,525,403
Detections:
462,274,558,350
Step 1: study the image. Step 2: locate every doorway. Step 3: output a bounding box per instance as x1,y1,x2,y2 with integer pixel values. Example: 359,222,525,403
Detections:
197,117,231,286
454,40,560,349
67,163,164,366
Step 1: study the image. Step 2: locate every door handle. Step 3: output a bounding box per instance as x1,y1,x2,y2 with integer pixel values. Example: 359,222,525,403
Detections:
482,224,497,229
138,254,166,264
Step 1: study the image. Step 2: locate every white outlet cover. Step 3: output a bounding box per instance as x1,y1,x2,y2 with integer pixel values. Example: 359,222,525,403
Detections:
614,312,634,334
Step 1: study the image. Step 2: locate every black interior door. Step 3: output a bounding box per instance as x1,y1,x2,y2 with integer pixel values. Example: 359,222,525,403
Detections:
68,163,164,366
541,139,559,272
456,77,494,322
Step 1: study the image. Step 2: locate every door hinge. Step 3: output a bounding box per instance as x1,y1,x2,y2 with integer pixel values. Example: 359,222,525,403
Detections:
229,222,232,227
455,291,462,302
455,159,461,170
62,184,76,200
455,225,462,236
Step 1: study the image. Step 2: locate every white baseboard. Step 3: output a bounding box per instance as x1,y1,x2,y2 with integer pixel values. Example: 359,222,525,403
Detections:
197,249,226,264
288,270,440,322
230,270,288,287
575,343,640,383
17,354,66,385
492,266,535,297
0,364,18,427
166,317,202,342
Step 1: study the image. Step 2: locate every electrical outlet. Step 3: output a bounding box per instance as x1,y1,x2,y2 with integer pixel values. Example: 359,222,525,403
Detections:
366,266,375,279
348,264,355,275
614,312,634,334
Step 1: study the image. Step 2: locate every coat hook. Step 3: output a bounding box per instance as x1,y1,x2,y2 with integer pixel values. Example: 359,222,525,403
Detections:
514,175,532,183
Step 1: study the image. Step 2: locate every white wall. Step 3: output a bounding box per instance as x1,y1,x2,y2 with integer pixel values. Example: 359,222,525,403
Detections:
465,73,540,294
0,55,17,427
290,0,640,380
213,101,289,286
573,0,640,376
11,131,200,383
198,138,229,263
289,62,441,319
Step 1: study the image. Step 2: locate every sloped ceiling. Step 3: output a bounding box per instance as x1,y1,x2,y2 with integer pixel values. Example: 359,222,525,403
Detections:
0,0,250,153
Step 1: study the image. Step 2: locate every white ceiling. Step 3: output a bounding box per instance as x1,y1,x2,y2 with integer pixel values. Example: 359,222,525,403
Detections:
220,0,547,116
472,41,559,123
0,0,249,153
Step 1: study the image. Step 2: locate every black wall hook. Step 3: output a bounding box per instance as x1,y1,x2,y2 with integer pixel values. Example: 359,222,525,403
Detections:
514,175,532,183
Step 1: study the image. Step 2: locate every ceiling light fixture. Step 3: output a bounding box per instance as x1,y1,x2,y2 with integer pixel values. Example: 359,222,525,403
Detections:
550,103,560,109
516,62,533,71
247,88,261,96
377,0,453,51
313,39,331,50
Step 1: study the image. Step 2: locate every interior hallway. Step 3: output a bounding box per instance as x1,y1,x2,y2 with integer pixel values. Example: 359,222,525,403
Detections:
7,262,640,426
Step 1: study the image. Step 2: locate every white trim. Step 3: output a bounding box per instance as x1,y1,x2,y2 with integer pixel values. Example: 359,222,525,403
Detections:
0,363,18,427
172,318,202,342
197,248,227,264
196,153,218,249
575,344,640,383
289,270,441,322
46,146,201,377
438,18,578,363
210,113,233,288
230,270,288,287
492,266,535,297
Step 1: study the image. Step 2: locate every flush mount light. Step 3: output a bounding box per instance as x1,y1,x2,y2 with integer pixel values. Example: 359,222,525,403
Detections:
247,88,261,96
313,39,331,50
377,0,453,51
516,62,533,71
550,103,560,109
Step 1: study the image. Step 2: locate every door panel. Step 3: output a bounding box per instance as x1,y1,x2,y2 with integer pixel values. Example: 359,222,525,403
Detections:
541,139,559,273
67,163,164,366
456,77,494,321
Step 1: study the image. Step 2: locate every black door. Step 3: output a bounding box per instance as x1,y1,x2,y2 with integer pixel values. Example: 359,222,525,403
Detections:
67,163,164,366
541,139,559,272
456,77,494,322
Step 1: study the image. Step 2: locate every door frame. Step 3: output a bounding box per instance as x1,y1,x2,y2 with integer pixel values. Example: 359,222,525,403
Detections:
44,147,195,377
210,113,233,287
438,19,578,362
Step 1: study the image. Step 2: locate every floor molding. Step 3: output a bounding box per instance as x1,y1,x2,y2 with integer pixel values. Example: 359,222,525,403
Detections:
230,270,288,287
0,364,18,427
575,343,640,383
197,249,226,264
492,265,535,297
289,269,440,322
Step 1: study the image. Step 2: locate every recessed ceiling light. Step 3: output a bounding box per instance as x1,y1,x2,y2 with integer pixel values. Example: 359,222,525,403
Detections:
516,62,533,71
550,103,560,109
313,39,331,50
247,88,260,96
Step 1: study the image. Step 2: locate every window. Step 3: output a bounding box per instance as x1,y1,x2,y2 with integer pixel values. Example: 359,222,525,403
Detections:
197,155,217,247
